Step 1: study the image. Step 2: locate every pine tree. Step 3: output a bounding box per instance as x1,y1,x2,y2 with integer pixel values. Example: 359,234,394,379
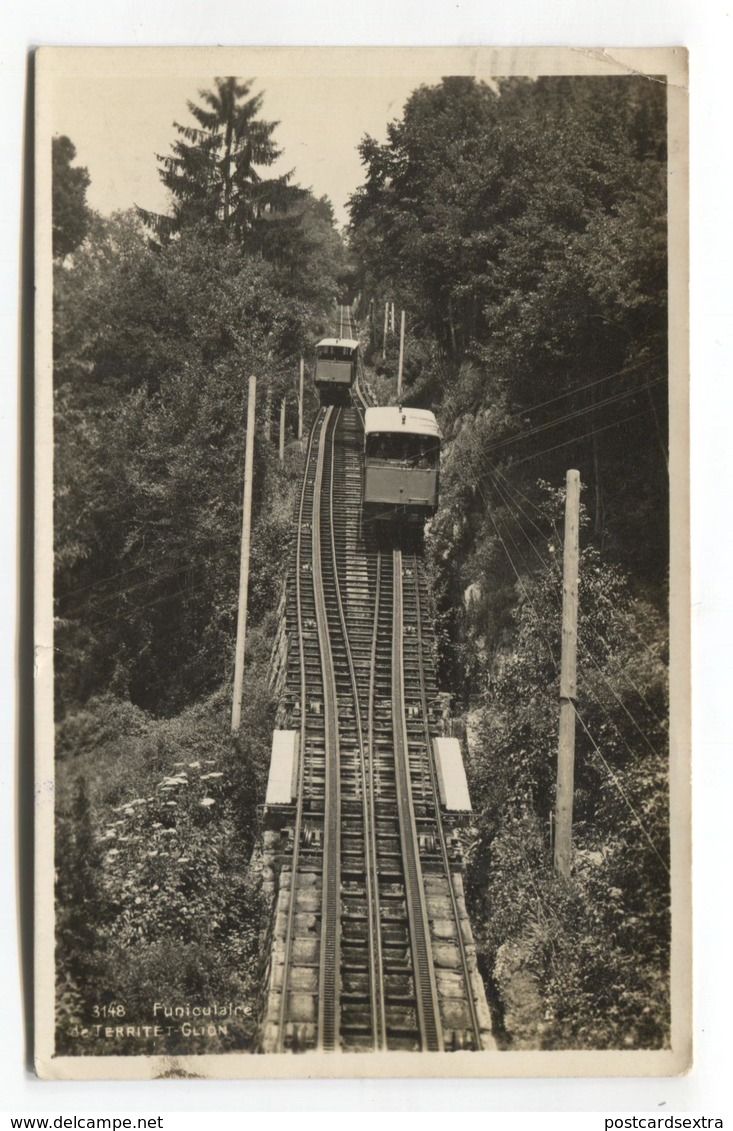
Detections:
52,135,91,261
138,77,292,244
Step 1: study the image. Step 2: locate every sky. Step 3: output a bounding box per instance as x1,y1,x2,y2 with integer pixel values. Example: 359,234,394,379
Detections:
52,66,460,228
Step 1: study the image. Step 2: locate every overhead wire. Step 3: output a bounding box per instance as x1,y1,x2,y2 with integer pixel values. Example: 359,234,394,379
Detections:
578,655,666,764
392,354,669,875
485,464,560,580
479,374,666,462
61,559,156,600
477,457,671,788
459,424,669,783
489,459,563,548
380,318,670,872
580,618,667,731
81,575,214,636
594,587,668,667
477,439,668,745
501,351,667,423
462,439,559,671
59,558,213,613
573,705,670,876
511,406,658,467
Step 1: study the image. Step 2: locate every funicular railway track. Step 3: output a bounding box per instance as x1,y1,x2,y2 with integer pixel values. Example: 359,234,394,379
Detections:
265,307,487,1054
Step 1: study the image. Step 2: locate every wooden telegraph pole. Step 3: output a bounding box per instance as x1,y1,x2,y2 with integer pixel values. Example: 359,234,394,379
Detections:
264,378,272,443
231,374,257,733
554,469,580,877
298,357,304,444
382,301,389,359
279,397,286,463
397,310,406,398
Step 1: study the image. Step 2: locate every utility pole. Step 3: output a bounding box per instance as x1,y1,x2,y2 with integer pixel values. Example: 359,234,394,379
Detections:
231,374,257,733
279,397,286,463
298,357,304,444
554,469,580,877
397,310,406,398
264,383,272,443
382,301,389,359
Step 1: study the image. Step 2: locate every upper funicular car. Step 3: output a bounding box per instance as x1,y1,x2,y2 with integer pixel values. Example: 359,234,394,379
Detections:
314,338,359,404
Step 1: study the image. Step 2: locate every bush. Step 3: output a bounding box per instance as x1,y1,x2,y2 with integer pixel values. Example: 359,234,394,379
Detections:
55,656,276,1055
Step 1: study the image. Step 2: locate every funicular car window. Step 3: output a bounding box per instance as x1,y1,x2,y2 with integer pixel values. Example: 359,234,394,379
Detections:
368,434,439,467
318,346,352,361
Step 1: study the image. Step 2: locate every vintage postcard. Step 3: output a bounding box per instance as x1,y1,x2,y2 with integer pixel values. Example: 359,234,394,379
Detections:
34,45,689,1079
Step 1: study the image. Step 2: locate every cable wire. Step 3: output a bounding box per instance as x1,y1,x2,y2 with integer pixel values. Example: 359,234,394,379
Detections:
573,704,670,875
460,426,668,764
511,406,658,467
502,351,667,423
480,374,666,462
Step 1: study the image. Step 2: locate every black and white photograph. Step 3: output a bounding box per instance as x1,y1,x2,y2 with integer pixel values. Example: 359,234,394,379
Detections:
33,46,689,1080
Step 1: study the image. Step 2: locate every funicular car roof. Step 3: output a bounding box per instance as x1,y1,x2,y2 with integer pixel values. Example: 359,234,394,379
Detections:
315,338,360,351
364,406,441,440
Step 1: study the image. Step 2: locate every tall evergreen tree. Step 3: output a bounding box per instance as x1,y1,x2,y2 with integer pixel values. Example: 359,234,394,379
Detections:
138,77,292,244
52,135,91,261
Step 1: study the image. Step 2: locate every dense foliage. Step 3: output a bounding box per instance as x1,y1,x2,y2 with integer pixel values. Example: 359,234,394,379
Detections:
54,216,318,714
458,504,670,1048
53,83,344,1051
55,641,273,1056
351,76,671,1048
350,75,668,590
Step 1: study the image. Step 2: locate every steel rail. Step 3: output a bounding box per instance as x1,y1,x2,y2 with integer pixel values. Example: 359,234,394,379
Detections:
409,552,484,1050
325,409,386,1049
365,550,388,1049
391,548,444,1052
276,407,326,1052
312,407,342,1051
